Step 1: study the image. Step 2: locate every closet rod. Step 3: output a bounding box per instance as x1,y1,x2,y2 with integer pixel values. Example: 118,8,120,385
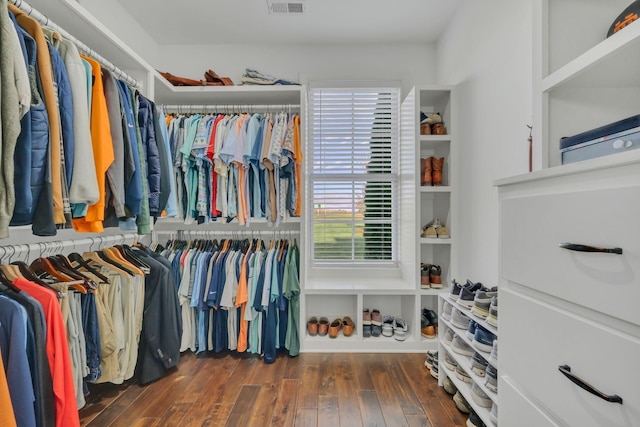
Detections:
8,0,141,89
162,104,301,113
0,233,139,262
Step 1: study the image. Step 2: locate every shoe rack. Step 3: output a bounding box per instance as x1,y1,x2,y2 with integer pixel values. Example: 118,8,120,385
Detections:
438,294,498,427
416,87,456,320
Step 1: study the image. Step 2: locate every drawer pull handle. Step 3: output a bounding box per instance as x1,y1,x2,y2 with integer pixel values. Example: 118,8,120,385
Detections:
559,243,622,255
558,365,623,404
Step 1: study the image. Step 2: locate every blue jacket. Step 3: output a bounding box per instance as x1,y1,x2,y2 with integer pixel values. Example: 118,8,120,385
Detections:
117,80,143,217
48,41,74,187
9,12,55,236
137,94,161,216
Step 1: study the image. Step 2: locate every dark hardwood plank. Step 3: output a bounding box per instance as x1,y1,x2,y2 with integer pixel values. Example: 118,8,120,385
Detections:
358,390,387,427
217,355,259,404
351,353,375,391
156,401,192,427
225,384,262,426
294,407,318,427
200,404,234,427
282,354,304,379
298,364,320,408
317,395,341,426
270,379,300,427
318,353,336,395
382,354,427,416
249,384,279,425
370,370,409,426
406,414,432,427
336,376,364,427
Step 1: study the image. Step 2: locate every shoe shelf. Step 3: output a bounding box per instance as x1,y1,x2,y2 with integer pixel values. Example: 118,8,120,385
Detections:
442,295,498,337
420,135,452,143
439,313,491,359
441,341,497,404
420,186,452,193
418,288,448,296
439,363,496,427
419,238,451,245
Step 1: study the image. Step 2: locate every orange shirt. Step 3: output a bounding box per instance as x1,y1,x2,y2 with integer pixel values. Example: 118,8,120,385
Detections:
13,278,80,427
73,56,115,232
235,251,250,352
0,350,16,427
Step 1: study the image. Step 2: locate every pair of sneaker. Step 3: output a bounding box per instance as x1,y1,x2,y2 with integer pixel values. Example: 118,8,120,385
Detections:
381,315,409,341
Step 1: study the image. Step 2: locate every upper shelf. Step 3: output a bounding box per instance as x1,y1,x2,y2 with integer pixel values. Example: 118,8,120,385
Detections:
542,20,640,91
22,0,154,77
153,71,304,105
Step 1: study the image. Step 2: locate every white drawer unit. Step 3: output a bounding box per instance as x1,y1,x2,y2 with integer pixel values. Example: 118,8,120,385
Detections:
497,152,640,427
501,185,640,326
502,289,640,427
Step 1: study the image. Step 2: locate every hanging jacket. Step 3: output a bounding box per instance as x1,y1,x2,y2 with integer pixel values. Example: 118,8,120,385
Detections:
45,31,75,189
10,4,66,226
55,37,99,206
102,69,126,220
72,56,115,233
137,94,161,216
116,80,142,218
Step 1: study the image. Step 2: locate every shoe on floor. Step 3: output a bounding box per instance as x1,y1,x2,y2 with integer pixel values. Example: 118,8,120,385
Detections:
453,391,472,414
425,350,437,369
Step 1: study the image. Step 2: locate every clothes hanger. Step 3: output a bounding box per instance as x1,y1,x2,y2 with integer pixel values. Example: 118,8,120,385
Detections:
68,253,111,284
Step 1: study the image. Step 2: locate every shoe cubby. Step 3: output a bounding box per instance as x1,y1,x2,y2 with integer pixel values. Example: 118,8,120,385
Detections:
419,89,452,134
419,245,451,291
419,193,451,234
419,141,451,187
362,293,416,342
304,293,357,342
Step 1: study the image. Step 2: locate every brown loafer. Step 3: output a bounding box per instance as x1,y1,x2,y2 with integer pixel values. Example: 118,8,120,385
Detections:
204,69,235,86
318,317,329,336
307,316,318,336
342,316,355,337
329,318,342,338
159,71,205,86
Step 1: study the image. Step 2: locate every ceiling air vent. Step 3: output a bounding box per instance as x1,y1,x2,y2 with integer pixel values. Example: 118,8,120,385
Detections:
266,0,305,14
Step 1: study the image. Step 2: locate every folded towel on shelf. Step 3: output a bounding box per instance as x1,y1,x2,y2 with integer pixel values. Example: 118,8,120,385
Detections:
240,68,300,86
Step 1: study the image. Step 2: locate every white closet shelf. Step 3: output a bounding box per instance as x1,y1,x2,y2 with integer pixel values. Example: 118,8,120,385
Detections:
420,135,452,143
154,71,303,105
439,363,496,427
542,21,640,91
420,186,452,193
23,0,154,78
419,238,452,245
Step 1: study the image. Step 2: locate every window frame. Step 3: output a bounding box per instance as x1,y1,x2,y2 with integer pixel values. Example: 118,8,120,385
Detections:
307,83,401,267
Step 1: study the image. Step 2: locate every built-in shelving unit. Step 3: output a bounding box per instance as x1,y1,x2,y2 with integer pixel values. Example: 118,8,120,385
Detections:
535,0,640,167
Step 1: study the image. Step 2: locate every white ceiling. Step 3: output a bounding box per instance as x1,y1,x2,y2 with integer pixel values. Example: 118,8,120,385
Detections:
115,0,462,45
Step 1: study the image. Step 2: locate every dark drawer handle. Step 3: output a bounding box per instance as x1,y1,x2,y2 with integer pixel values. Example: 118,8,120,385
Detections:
558,365,623,404
559,243,622,255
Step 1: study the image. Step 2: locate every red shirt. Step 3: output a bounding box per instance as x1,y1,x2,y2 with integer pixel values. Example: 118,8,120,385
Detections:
14,278,80,427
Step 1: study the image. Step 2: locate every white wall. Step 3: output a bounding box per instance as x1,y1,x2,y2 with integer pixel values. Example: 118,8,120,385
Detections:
437,0,534,286
78,0,160,65
156,43,436,97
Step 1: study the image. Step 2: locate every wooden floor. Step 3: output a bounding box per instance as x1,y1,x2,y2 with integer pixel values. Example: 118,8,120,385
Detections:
80,352,467,427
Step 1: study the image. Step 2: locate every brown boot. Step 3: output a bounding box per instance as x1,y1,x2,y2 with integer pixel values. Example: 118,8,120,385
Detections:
421,157,433,186
432,157,444,186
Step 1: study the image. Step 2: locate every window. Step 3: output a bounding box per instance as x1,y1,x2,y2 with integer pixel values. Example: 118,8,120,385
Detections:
309,86,399,264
